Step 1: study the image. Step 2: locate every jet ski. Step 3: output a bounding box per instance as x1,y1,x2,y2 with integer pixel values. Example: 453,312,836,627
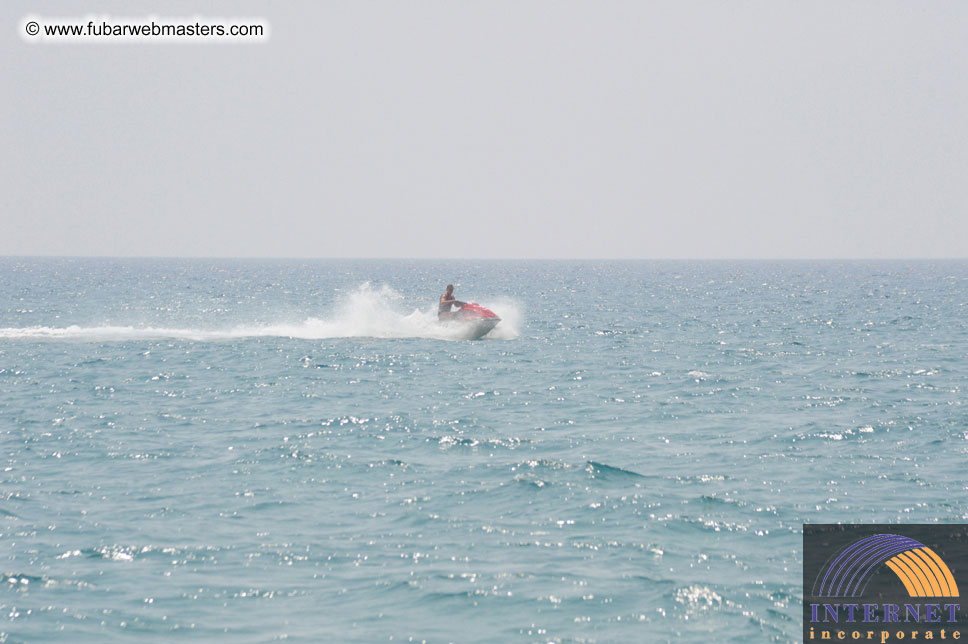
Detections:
444,302,501,339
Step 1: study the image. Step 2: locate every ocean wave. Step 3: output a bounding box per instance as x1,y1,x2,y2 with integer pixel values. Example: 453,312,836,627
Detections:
585,461,646,479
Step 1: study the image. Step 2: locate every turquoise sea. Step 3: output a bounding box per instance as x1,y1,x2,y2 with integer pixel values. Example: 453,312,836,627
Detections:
1,258,966,643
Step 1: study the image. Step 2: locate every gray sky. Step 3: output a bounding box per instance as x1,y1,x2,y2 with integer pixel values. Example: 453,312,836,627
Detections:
3,1,966,259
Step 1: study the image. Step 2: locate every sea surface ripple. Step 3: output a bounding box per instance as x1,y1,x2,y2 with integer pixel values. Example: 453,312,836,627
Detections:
1,259,966,643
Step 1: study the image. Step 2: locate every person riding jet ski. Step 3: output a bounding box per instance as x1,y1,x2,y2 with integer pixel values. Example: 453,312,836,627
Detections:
438,284,465,321
437,284,501,339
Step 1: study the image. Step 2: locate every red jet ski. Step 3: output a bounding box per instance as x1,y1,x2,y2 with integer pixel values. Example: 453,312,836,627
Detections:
447,302,501,339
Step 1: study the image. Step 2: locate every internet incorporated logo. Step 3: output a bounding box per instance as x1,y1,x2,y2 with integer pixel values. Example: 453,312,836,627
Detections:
814,534,960,599
804,525,967,643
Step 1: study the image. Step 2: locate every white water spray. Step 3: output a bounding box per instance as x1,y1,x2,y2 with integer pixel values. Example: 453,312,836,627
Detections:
0,283,521,342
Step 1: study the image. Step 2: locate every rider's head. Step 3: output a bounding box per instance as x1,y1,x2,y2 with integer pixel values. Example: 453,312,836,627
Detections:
446,284,454,294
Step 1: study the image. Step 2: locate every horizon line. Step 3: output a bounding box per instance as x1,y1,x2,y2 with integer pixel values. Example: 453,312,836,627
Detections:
1,255,967,262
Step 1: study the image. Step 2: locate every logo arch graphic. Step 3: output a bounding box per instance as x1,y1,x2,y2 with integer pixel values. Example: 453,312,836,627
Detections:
814,533,960,598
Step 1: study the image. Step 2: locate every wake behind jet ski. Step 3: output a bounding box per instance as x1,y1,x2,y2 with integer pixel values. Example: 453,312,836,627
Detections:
438,284,500,339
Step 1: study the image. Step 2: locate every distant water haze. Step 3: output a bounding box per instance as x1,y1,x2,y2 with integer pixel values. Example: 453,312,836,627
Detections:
2,2,966,258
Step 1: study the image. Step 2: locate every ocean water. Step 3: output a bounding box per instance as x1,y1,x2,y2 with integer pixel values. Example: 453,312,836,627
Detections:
1,258,966,643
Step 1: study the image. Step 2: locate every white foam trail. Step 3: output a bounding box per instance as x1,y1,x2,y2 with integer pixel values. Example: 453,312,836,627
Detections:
0,324,224,340
0,284,521,342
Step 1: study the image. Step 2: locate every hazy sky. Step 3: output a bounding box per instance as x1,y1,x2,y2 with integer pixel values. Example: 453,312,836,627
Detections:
3,1,966,259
